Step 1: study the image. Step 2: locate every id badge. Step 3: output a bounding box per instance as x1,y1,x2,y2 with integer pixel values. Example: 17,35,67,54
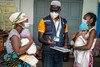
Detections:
53,36,60,42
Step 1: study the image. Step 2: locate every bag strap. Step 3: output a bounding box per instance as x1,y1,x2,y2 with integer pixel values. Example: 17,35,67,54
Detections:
79,36,86,44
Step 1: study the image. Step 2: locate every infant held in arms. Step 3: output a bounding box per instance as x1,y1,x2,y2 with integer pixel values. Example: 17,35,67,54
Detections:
20,29,37,54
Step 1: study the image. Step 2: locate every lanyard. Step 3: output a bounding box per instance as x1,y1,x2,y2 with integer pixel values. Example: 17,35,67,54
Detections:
55,19,61,36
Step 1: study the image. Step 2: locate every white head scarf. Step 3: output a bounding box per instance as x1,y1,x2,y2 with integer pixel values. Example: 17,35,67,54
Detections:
9,12,28,24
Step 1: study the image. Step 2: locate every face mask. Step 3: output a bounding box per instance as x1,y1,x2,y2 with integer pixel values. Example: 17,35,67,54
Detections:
82,19,87,24
20,29,30,38
50,12,59,19
24,23,30,28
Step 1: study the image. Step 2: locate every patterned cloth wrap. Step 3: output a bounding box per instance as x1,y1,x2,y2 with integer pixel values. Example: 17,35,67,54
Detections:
3,52,30,67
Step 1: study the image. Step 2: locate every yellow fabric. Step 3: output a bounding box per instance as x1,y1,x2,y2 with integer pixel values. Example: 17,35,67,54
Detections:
38,18,68,33
38,19,45,32
54,19,58,24
65,24,68,33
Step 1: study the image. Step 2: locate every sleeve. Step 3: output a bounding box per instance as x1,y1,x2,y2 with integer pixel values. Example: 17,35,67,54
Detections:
9,29,20,38
38,19,45,33
65,24,68,33
62,18,68,33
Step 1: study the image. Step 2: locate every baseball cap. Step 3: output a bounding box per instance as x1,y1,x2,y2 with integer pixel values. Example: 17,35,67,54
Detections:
51,0,61,7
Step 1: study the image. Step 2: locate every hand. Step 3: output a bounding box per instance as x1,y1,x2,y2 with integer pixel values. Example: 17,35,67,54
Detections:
72,45,75,49
47,36,56,45
70,40,75,45
63,45,67,48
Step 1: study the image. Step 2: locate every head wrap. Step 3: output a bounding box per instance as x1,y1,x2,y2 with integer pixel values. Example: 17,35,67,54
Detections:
9,12,28,24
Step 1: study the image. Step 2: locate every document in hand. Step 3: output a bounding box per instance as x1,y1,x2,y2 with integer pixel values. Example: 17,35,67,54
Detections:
19,55,38,66
50,46,71,53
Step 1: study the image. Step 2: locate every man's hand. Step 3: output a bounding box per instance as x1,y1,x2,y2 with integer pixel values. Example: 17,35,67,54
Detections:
47,36,56,45
63,45,67,48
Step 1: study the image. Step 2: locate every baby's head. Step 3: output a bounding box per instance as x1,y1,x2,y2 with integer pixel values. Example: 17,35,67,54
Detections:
79,22,89,35
20,29,30,38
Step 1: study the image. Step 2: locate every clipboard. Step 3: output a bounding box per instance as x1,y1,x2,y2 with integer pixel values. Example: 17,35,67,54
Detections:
50,46,71,53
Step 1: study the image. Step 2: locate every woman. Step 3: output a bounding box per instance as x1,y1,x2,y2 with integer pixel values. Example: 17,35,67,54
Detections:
73,12,97,67
4,12,33,66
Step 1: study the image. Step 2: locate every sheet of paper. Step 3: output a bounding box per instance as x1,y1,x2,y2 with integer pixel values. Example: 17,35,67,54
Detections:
50,46,71,53
19,55,38,66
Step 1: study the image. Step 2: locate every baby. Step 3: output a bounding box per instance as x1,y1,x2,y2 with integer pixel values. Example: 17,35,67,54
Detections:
20,29,37,55
74,22,89,67
20,29,38,67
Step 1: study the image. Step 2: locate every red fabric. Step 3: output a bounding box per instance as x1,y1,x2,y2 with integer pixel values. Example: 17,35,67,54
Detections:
74,62,79,67
89,52,93,67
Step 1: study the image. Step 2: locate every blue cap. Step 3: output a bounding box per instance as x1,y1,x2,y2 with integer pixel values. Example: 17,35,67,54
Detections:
79,23,89,30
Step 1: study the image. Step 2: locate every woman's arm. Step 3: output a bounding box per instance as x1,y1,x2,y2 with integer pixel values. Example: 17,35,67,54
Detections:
11,35,33,55
74,29,96,50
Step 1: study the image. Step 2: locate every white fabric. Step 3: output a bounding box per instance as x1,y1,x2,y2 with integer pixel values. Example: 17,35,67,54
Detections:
82,19,87,24
9,12,28,24
74,36,89,67
74,26,97,67
20,29,37,54
21,38,37,54
54,19,61,37
80,50,90,67
5,29,20,53
50,12,59,19
51,0,61,7
24,23,30,28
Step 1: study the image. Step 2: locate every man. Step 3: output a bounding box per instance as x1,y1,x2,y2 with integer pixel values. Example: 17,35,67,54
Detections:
38,0,69,67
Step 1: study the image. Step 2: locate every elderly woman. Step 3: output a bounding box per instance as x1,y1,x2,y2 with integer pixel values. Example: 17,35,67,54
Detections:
4,12,33,66
73,12,97,67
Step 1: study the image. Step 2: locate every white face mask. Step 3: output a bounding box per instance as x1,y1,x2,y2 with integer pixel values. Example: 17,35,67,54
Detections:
24,23,30,28
82,19,87,24
50,12,59,19
20,29,30,37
